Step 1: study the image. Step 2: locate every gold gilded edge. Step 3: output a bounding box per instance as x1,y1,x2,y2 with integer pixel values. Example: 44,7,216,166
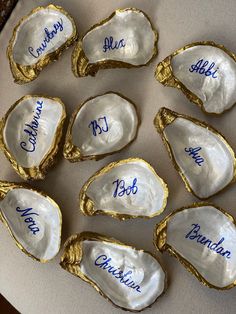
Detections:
79,157,169,220
72,7,158,77
63,91,140,162
60,231,168,312
0,95,66,181
154,202,236,290
0,180,62,263
7,4,78,84
153,107,236,200
155,41,236,115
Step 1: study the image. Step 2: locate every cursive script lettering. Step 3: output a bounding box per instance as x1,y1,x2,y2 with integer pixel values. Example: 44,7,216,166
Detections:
20,100,43,153
185,223,231,259
88,116,108,136
16,206,40,235
189,59,218,78
113,178,138,198
28,18,64,59
95,254,141,293
103,36,126,52
184,147,204,166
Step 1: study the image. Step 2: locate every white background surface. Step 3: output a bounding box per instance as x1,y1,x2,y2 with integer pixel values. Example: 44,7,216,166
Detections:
1,1,236,313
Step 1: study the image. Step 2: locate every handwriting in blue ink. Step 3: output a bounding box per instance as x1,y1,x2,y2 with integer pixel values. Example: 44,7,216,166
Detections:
189,59,219,78
95,254,141,293
16,206,40,235
20,100,43,153
88,116,108,136
28,18,63,59
184,147,204,166
113,178,138,198
185,223,231,259
103,36,126,53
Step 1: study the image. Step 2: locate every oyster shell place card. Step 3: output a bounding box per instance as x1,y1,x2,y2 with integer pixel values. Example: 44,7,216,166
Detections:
80,158,168,220
72,8,158,77
0,95,66,180
154,203,236,289
60,232,167,311
154,107,236,199
0,181,62,262
155,42,236,114
7,4,77,84
63,92,139,161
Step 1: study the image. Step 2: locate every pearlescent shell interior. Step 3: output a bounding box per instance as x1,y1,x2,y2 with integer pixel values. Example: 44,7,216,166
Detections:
81,159,168,218
0,188,61,261
68,93,138,159
12,7,74,66
3,96,64,168
83,9,156,65
159,205,236,288
61,233,166,311
171,45,236,114
163,117,234,199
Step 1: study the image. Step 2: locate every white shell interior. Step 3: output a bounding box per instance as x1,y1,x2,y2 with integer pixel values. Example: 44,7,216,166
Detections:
3,96,64,168
85,160,167,216
171,45,236,113
12,7,74,66
164,117,234,198
80,240,165,311
71,93,138,157
83,10,156,65
166,206,236,288
0,188,61,261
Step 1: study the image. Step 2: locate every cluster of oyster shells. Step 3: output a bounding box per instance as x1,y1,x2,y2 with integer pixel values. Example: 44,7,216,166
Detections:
2,2,236,313
7,5,158,83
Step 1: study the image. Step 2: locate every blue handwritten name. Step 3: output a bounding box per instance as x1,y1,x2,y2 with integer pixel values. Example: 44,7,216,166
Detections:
94,254,141,293
113,178,138,198
28,18,64,59
184,147,204,166
189,59,219,78
103,36,126,53
88,116,108,136
185,223,231,259
16,206,40,235
20,100,43,153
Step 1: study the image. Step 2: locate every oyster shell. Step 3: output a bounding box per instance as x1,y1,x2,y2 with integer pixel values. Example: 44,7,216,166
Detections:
154,203,236,289
7,4,77,84
0,95,66,180
72,8,158,77
64,92,139,161
155,42,236,114
0,181,62,262
154,107,236,199
80,158,168,220
60,232,167,311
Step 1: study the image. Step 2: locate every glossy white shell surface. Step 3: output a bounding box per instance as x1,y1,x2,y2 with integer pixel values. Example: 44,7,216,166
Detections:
0,188,61,261
12,7,74,66
85,159,167,217
80,240,165,311
171,45,236,113
164,117,234,198
3,96,64,168
71,93,138,157
166,205,236,288
83,9,156,65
